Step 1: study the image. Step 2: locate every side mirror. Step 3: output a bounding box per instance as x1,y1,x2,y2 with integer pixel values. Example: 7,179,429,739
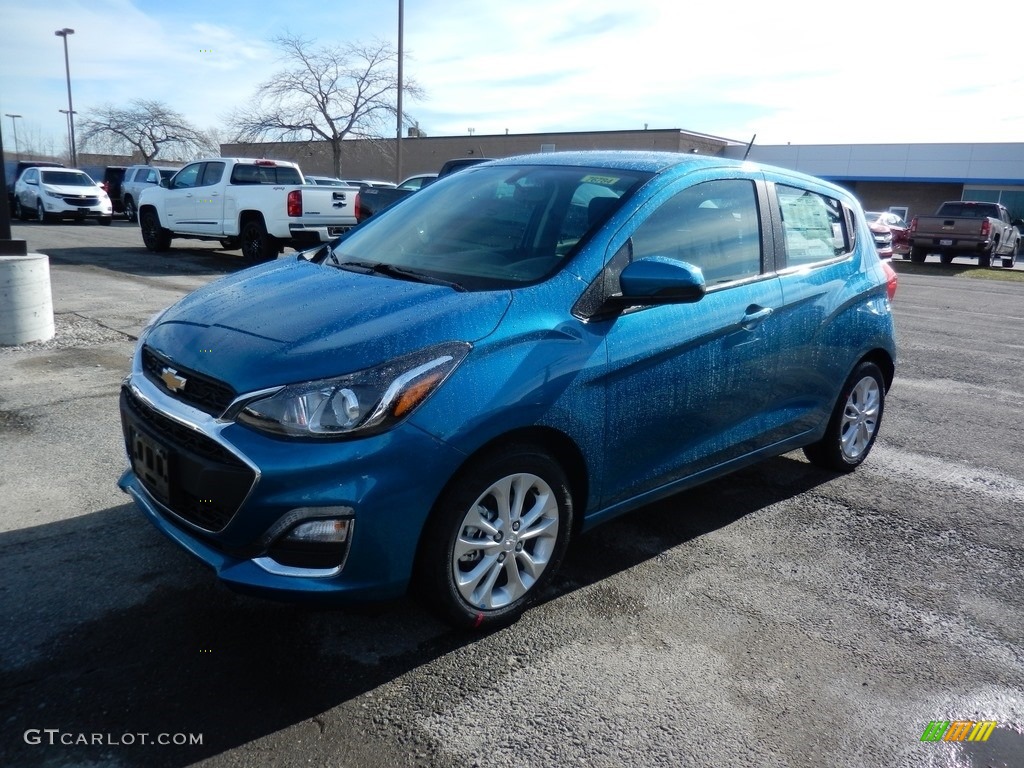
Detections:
608,257,706,308
159,177,170,188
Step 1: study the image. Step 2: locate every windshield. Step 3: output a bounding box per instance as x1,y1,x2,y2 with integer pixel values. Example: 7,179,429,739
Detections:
41,171,95,187
330,164,650,290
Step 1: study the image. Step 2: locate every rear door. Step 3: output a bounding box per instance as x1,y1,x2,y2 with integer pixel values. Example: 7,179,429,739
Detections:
766,178,866,435
191,161,226,235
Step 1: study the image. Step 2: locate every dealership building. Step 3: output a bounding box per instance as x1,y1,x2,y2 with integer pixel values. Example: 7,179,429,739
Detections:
218,128,1022,223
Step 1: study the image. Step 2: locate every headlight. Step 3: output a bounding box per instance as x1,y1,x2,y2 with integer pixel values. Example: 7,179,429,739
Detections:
44,188,63,199
236,342,470,439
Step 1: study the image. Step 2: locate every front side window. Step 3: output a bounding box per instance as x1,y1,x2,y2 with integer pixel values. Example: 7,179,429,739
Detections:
777,185,850,266
630,179,762,285
331,165,651,290
172,164,202,190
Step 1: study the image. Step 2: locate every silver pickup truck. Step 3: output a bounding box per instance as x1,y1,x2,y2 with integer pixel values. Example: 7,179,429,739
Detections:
908,201,1021,268
138,158,359,262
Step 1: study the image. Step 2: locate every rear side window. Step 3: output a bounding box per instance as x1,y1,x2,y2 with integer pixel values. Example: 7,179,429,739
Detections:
777,185,850,266
230,164,303,185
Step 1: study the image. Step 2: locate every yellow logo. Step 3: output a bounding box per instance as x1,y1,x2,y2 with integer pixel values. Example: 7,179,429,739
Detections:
160,367,187,393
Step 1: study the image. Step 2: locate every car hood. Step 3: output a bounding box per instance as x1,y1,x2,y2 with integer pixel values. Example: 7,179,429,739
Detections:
41,183,104,195
145,258,512,392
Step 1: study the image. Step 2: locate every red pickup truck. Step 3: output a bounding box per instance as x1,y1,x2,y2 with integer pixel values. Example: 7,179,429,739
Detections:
908,201,1021,268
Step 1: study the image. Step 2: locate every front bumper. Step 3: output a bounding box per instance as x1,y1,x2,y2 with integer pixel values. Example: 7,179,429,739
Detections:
117,362,466,602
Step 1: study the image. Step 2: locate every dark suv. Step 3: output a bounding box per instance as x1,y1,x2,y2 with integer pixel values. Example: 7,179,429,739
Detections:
80,166,128,215
6,160,64,215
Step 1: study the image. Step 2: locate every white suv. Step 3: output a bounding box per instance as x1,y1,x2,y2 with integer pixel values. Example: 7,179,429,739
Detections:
13,167,113,225
121,164,178,222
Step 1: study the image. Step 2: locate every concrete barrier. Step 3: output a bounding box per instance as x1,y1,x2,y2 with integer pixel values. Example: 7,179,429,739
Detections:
0,253,55,346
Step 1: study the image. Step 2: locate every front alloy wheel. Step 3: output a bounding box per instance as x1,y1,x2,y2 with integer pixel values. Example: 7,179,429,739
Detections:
804,361,886,472
418,446,573,629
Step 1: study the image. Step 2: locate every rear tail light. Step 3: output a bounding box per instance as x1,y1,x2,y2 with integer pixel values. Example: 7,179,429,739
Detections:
355,192,367,222
287,190,302,217
882,261,898,301
909,217,918,233
980,219,991,237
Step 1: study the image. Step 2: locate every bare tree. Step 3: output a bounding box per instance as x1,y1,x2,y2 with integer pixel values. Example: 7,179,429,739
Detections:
79,100,217,163
229,34,423,177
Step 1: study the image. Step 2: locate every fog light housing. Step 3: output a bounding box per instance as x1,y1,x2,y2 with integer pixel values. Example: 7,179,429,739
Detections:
286,518,352,543
264,515,355,572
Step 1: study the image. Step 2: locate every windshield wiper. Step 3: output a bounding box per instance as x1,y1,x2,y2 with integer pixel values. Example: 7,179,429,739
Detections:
327,256,464,291
367,262,465,291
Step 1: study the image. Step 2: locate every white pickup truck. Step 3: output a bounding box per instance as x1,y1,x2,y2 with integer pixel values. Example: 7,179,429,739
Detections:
137,158,358,261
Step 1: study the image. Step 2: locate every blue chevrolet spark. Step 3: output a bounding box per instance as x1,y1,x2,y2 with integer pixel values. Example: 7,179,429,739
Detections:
119,151,897,628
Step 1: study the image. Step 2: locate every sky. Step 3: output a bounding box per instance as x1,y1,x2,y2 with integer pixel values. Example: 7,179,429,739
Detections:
1,0,1023,160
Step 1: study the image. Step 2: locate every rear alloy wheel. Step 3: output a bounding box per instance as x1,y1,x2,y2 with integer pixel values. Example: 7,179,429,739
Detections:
124,197,137,223
417,446,573,629
804,361,885,472
979,246,994,269
909,247,927,263
14,198,28,221
140,209,171,252
240,218,277,262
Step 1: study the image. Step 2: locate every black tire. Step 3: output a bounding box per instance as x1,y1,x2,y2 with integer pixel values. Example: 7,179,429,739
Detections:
219,238,240,250
939,252,954,266
124,197,137,223
803,361,886,473
909,247,927,263
978,252,992,269
240,218,277,262
1001,239,1018,269
14,198,28,221
415,445,574,629
36,199,48,224
99,217,112,226
140,209,172,252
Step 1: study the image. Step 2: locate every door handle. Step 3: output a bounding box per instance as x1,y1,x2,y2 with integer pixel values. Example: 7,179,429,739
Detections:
740,306,773,331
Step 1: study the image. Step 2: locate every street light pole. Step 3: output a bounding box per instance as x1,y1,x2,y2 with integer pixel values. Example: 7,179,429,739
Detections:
4,114,22,161
395,0,404,184
59,110,77,160
54,28,77,166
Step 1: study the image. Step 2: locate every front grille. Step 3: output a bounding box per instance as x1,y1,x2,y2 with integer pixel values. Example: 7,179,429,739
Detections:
142,345,236,416
121,386,255,532
61,195,99,206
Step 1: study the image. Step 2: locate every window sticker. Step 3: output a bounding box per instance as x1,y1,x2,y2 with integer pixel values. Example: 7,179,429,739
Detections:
580,175,619,185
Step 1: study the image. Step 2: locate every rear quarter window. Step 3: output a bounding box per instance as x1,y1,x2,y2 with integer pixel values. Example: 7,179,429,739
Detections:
777,184,851,267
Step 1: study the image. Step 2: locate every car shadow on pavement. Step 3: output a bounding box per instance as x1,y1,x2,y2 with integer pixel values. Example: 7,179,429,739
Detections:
40,246,253,280
0,455,839,767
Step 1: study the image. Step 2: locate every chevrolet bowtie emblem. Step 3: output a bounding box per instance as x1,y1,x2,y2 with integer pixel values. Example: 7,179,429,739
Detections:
160,367,187,393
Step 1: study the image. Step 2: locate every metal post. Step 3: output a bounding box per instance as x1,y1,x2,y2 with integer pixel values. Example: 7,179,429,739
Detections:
395,0,404,184
55,28,77,167
4,114,22,161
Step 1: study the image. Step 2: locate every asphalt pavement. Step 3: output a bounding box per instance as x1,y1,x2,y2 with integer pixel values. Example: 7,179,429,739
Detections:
1,219,1022,768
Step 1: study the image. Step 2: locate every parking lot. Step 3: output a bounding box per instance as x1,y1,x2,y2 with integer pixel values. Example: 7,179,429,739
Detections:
1,219,1023,768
